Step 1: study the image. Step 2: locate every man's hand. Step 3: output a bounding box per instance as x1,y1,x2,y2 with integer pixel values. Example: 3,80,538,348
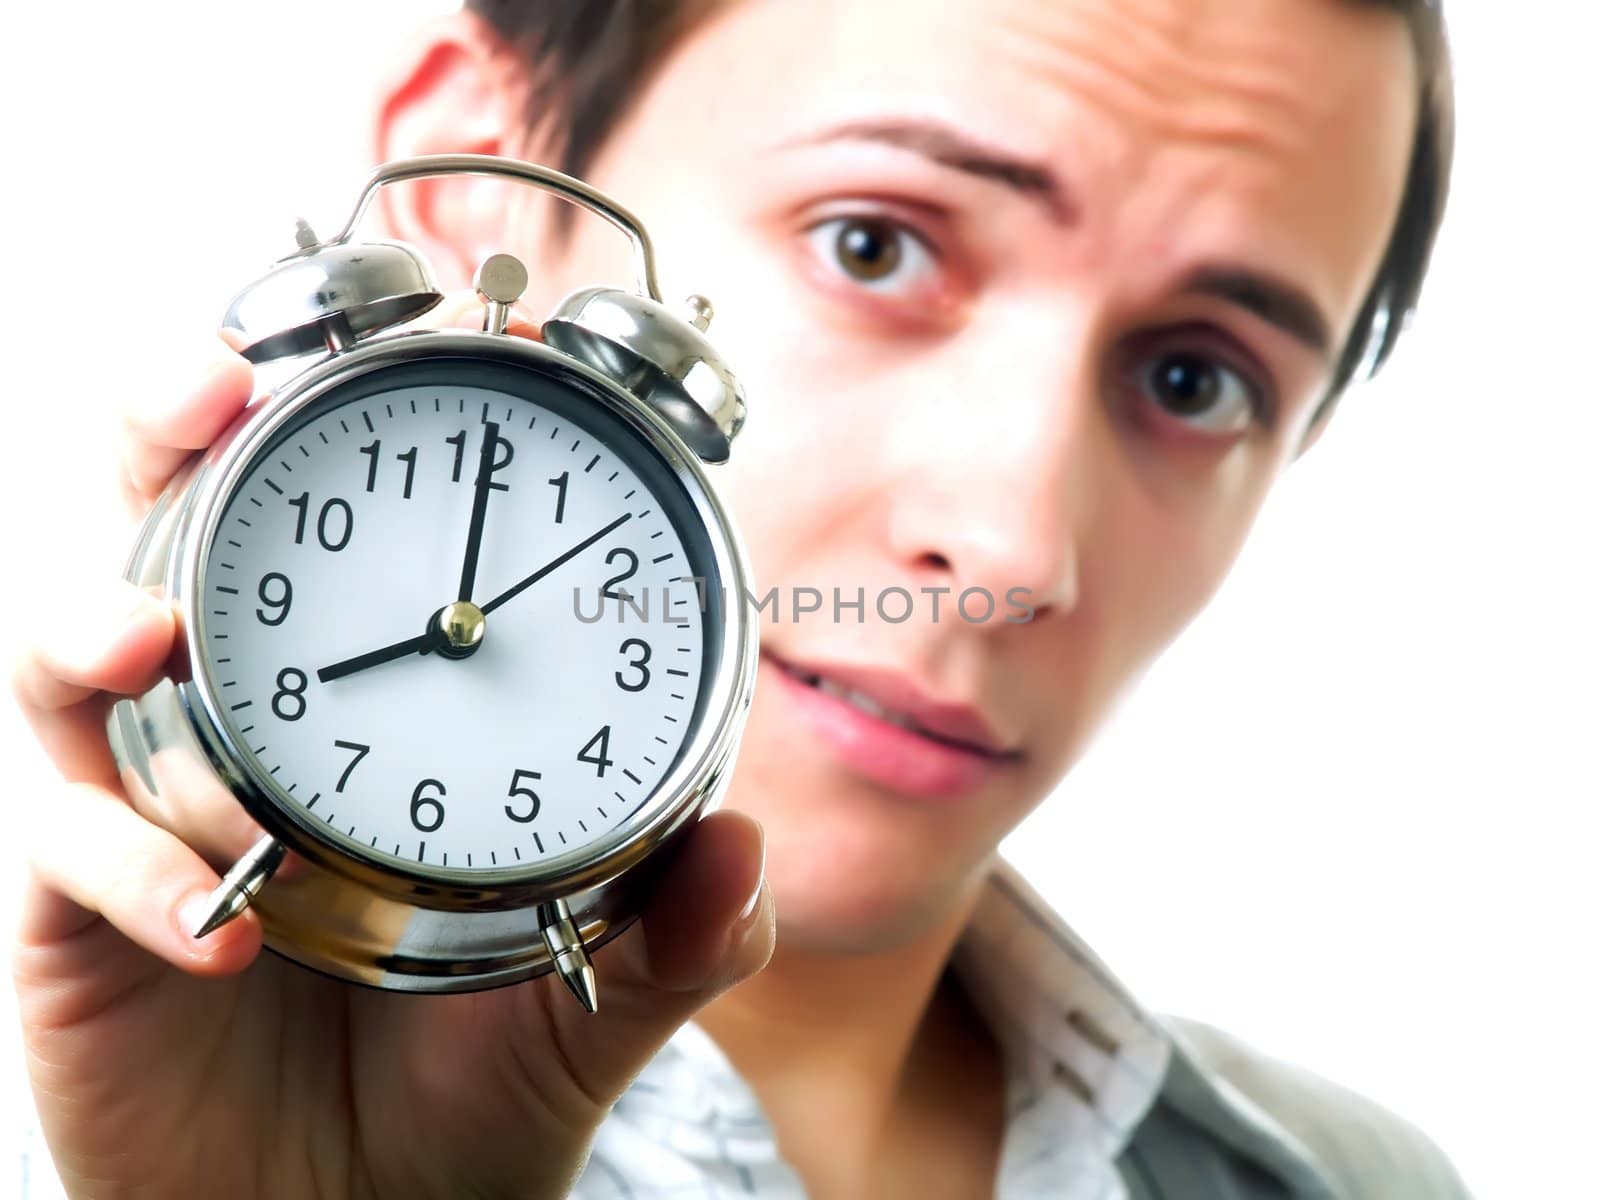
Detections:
12,293,775,1199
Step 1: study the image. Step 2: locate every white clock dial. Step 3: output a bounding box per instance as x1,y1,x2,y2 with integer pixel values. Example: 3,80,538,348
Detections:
197,362,718,874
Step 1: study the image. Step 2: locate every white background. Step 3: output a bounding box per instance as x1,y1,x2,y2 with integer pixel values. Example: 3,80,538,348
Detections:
0,3,1594,1197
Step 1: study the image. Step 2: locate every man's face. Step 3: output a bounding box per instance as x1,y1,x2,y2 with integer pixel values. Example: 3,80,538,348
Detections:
469,0,1414,949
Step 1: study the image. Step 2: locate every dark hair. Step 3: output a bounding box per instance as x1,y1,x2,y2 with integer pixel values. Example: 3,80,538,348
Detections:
467,0,1454,416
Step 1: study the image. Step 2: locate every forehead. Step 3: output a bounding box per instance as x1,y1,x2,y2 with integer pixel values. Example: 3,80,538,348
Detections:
636,0,1417,334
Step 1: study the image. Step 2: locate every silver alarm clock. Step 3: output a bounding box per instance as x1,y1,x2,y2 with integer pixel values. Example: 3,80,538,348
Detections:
107,154,758,1011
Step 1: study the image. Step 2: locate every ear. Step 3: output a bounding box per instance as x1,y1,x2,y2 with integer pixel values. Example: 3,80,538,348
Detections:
367,11,545,290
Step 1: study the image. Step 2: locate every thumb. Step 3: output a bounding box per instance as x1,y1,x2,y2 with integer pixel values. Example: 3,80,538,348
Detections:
534,810,773,1107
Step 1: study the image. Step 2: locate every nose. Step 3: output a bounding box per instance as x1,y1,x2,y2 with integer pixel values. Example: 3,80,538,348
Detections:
882,336,1095,625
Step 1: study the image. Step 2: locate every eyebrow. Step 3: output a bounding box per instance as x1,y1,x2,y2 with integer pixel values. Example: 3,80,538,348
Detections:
775,117,1080,225
777,118,1333,357
1180,266,1333,358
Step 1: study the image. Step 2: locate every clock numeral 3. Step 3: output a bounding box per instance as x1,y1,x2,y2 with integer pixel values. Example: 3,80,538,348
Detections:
410,778,447,833
505,768,542,824
616,638,652,691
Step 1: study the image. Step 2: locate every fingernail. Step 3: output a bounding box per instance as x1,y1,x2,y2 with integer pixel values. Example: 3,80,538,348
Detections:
737,822,767,922
178,890,218,940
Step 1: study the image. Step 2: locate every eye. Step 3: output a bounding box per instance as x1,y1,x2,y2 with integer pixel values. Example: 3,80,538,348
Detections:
1137,350,1263,436
805,215,938,294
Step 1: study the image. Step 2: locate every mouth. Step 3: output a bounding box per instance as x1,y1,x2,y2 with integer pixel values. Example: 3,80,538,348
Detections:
760,649,1022,800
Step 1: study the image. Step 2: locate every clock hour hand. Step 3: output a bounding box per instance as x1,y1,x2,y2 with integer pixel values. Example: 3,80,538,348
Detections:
316,628,438,683
479,512,633,617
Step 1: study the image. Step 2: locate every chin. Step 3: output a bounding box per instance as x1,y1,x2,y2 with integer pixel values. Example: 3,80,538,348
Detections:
722,775,994,954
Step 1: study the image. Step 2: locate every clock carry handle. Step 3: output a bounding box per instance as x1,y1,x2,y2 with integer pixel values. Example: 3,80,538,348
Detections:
324,153,665,302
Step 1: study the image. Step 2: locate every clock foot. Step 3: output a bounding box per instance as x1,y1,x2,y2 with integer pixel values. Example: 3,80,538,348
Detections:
538,898,598,1014
192,834,287,938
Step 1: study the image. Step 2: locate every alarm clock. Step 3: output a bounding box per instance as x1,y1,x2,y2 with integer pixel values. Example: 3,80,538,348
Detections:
106,154,758,1011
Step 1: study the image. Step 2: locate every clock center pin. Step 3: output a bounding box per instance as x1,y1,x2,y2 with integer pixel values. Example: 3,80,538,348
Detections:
437,600,486,658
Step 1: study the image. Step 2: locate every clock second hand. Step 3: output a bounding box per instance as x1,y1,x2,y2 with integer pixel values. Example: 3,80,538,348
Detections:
479,512,633,617
316,512,634,681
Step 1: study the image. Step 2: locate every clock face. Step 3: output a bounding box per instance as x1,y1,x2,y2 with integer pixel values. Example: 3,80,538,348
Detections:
195,356,724,877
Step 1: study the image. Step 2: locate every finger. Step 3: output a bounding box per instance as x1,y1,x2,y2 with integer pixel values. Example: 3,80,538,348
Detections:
120,333,254,511
10,578,176,788
531,810,773,1108
18,779,262,977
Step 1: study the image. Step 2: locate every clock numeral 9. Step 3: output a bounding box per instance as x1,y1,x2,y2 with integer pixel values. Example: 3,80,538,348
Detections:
256,572,293,626
410,778,447,833
616,638,652,691
271,667,308,721
287,492,353,552
505,768,542,824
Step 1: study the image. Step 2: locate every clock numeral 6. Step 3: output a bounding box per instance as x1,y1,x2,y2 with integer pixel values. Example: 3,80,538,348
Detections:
505,768,542,824
616,638,652,691
271,667,308,721
287,492,353,552
410,778,446,833
255,572,293,626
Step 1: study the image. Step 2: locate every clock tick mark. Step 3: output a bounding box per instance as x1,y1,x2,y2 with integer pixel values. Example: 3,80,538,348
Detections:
410,398,417,414
248,497,263,508
584,454,600,473
299,444,310,458
649,530,664,539
417,841,426,862
227,539,242,549
230,700,252,711
558,832,568,845
578,820,588,833
264,479,284,495
340,419,350,434
597,806,608,819
622,769,641,785
307,792,321,810
654,735,669,745
237,518,252,528
514,845,523,860
670,693,685,701
239,723,254,734
636,509,653,519
481,400,489,423
268,764,281,776
490,850,497,865
325,812,335,824
362,411,375,433
549,425,559,440
667,668,689,677
505,406,514,421
570,438,581,452
279,459,293,473
532,833,543,854
623,489,636,500
652,553,673,564
607,471,618,482
385,403,393,419
643,756,656,766
217,585,239,595
318,431,329,444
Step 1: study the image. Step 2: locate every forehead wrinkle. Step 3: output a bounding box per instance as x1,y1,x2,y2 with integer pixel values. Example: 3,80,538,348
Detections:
987,1,1337,168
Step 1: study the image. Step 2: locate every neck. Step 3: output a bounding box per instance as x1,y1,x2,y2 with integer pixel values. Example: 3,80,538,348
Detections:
693,866,994,1179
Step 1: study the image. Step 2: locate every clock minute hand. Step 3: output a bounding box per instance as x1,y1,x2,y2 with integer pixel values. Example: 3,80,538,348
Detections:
316,630,437,683
479,512,633,617
457,421,501,603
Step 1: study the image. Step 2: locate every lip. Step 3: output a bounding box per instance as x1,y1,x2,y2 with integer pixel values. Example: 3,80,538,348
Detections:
760,649,1022,800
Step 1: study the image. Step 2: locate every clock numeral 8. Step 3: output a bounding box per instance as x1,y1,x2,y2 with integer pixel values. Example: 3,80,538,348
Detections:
271,667,309,721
